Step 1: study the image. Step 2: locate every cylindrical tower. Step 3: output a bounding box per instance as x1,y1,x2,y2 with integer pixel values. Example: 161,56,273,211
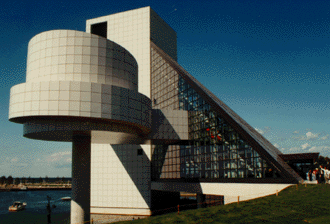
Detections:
9,30,151,223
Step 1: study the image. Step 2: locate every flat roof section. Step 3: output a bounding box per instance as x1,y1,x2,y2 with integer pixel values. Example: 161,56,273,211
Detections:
279,153,319,161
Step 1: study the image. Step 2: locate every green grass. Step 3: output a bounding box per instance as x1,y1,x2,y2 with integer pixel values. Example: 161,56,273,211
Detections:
114,184,330,224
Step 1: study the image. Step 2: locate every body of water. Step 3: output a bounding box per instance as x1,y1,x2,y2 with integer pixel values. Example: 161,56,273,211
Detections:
0,190,200,223
0,190,71,224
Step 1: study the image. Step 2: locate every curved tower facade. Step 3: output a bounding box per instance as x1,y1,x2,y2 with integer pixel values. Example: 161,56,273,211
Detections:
9,30,152,223
9,30,151,141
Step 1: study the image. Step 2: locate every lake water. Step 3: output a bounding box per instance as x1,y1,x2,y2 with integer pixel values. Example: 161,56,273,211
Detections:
0,190,198,223
0,190,71,224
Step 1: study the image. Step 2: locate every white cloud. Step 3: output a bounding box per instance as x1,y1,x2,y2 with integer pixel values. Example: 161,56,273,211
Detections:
293,130,299,134
255,128,265,135
319,135,329,140
46,151,71,162
280,148,287,152
33,150,73,171
307,146,330,157
306,132,319,140
264,127,271,133
288,147,301,153
1,149,72,177
277,147,296,154
301,143,311,150
294,131,320,141
274,143,280,148
255,127,272,135
0,157,31,176
275,144,330,157
308,146,318,152
255,128,264,135
51,151,71,157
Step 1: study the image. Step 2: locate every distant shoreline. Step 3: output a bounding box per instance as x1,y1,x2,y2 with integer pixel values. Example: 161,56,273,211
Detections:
0,184,71,192
0,187,71,192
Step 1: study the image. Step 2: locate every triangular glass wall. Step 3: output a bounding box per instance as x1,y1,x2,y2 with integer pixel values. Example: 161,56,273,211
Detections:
150,42,302,184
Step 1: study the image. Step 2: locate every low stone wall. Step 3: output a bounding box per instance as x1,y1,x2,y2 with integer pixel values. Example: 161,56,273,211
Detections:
91,214,147,223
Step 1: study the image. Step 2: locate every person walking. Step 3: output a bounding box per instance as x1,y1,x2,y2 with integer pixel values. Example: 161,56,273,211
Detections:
308,170,312,182
320,169,325,184
321,166,329,184
313,168,320,184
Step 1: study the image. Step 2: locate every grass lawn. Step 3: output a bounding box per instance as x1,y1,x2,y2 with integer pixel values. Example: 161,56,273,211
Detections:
114,184,330,224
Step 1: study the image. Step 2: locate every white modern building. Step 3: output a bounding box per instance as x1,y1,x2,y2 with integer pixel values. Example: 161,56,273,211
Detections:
9,6,302,224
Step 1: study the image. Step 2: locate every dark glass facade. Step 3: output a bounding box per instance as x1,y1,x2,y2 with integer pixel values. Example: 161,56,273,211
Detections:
151,45,280,182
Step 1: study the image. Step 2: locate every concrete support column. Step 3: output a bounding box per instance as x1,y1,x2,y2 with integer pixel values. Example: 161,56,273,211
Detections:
71,135,91,224
196,194,206,208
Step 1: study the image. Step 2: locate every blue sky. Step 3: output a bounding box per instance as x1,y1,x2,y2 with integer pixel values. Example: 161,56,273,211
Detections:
1,0,329,177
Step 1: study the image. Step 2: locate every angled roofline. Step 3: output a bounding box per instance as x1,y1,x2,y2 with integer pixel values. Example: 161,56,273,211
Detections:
150,41,303,184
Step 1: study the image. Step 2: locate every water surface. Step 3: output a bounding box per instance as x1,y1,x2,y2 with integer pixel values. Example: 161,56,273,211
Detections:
0,190,71,224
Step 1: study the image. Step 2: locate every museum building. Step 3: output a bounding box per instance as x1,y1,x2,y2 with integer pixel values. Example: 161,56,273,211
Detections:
9,6,303,223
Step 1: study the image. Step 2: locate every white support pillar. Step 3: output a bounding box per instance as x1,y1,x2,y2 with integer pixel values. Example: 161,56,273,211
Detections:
71,135,91,224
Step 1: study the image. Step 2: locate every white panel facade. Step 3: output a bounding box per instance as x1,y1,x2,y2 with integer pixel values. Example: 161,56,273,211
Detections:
86,7,150,97
151,181,293,205
91,144,151,215
86,8,156,216
86,7,177,98
26,30,138,90
10,81,148,122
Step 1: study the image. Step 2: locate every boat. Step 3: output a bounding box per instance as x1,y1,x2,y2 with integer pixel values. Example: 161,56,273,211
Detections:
61,196,71,201
9,201,27,212
20,185,27,190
